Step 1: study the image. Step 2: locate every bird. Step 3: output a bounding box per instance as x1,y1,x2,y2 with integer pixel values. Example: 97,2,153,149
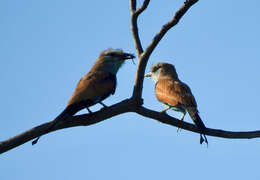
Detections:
145,62,208,144
32,48,135,145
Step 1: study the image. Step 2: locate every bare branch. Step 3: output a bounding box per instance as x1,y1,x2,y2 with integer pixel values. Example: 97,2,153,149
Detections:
0,99,136,154
130,0,136,11
136,107,260,139
2,101,260,154
130,0,151,56
145,0,199,58
132,0,199,100
135,0,150,17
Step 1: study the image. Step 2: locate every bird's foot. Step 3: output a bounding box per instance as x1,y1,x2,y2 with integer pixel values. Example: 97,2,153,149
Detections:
160,109,167,114
160,106,170,114
177,116,185,132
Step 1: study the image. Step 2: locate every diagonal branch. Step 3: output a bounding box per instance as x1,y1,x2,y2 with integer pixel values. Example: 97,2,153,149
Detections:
135,0,150,17
136,107,260,139
0,99,136,154
132,0,199,100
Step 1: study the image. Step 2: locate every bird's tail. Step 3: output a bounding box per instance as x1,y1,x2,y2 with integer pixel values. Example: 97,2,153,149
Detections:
188,110,208,145
31,104,81,145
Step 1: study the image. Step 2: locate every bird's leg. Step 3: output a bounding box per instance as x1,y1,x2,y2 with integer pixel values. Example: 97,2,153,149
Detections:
160,106,171,113
99,102,108,108
177,111,186,132
86,107,92,113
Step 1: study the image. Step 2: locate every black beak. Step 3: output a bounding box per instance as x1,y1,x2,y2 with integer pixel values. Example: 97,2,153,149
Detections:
122,53,135,60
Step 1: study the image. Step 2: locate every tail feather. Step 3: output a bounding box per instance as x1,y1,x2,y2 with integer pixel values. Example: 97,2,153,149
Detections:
188,111,208,145
31,102,88,145
32,99,96,145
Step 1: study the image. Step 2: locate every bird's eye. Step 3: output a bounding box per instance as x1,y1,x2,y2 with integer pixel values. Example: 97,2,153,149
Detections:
109,53,117,57
152,66,160,72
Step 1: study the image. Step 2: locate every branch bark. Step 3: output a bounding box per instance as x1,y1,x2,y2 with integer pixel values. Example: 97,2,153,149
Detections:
0,99,136,154
130,0,151,56
135,107,260,139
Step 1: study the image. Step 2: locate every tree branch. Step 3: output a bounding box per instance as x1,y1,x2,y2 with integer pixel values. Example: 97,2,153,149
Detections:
136,107,260,139
130,0,151,56
132,0,199,100
3,101,260,154
135,0,150,17
0,99,136,154
130,0,136,11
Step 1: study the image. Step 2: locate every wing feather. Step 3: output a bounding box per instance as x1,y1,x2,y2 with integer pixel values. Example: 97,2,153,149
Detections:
67,71,116,106
155,78,197,109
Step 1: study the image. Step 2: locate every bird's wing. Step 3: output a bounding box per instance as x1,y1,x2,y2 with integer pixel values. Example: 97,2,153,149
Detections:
156,78,207,144
67,71,116,106
155,78,197,109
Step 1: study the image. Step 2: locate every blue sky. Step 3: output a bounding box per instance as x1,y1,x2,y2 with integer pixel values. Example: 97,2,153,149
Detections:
1,0,260,179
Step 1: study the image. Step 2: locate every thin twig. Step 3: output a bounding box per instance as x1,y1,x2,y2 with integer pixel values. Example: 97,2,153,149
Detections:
130,0,151,56
135,0,150,17
132,0,199,100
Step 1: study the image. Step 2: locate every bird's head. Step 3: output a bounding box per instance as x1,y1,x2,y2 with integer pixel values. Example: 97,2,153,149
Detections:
94,48,135,74
145,62,178,82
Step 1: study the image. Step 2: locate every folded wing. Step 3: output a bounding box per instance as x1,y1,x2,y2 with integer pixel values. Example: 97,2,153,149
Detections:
67,71,116,107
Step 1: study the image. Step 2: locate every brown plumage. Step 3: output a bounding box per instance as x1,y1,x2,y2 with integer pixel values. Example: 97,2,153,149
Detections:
145,62,208,144
67,71,116,108
32,48,135,145
155,79,197,112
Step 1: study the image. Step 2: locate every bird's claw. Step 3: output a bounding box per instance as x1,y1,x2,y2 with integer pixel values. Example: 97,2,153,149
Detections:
160,110,167,114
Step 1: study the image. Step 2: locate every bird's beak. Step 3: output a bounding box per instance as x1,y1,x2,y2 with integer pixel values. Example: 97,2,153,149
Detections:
144,72,152,77
122,53,135,60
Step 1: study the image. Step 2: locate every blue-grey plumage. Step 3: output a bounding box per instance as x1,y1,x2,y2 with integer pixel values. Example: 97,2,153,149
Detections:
32,48,135,145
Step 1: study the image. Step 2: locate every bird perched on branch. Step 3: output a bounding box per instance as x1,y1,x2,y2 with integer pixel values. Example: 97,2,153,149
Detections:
32,48,135,145
145,62,208,144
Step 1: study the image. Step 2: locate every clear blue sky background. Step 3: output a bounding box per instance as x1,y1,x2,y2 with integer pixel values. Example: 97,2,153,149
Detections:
1,0,260,179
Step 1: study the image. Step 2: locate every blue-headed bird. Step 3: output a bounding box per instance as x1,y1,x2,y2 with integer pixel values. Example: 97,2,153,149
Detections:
145,62,208,144
32,48,135,145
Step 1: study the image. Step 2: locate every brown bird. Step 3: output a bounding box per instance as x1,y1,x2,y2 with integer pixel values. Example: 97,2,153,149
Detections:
145,62,208,144
32,48,135,145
